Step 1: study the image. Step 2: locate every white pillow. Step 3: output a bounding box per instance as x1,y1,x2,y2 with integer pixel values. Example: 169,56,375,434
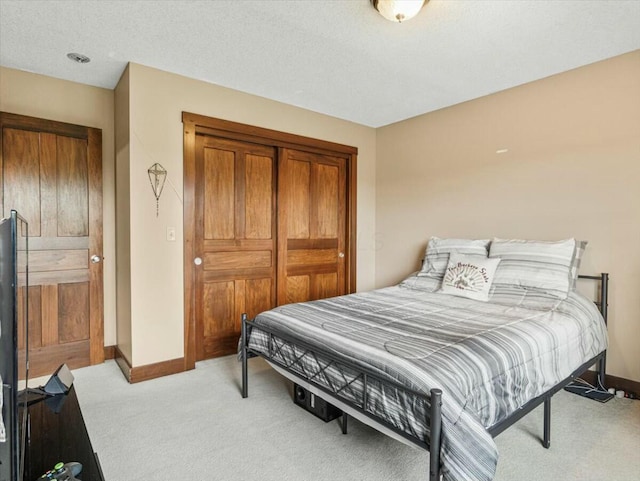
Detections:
440,254,501,302
418,237,490,280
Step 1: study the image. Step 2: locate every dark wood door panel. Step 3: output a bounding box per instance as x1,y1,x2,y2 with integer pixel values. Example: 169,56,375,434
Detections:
26,270,89,286
278,148,347,305
203,250,272,270
56,135,89,236
315,163,341,239
285,272,340,303
245,278,273,319
23,341,91,379
286,159,311,239
2,128,41,232
0,112,104,377
201,336,240,360
26,249,89,272
195,135,276,361
202,268,273,283
202,281,235,338
203,146,235,240
245,154,273,239
286,275,310,304
58,282,90,343
27,236,90,250
287,247,338,266
198,277,273,359
316,273,339,300
18,286,41,350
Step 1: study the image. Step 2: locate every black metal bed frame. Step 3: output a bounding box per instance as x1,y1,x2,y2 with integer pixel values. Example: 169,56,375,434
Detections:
240,273,609,481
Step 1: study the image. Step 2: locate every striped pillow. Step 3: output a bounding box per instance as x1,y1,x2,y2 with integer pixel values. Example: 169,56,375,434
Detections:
418,237,490,280
570,240,588,290
489,238,577,298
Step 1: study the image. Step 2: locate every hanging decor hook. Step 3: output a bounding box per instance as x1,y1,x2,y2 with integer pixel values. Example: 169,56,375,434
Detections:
147,163,167,217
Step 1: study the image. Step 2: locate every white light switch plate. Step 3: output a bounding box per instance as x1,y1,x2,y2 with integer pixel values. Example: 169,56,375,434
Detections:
166,227,176,241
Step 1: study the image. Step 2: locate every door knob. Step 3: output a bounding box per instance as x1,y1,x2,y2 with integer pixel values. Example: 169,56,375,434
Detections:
91,255,102,264
338,252,345,258
194,257,203,266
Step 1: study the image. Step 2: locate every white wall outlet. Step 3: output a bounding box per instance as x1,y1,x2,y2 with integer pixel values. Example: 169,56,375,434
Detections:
166,227,176,242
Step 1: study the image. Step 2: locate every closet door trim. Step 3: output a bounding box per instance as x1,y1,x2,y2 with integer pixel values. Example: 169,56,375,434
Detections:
183,112,357,156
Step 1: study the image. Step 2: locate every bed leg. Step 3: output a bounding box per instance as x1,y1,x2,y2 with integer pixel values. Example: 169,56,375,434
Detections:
597,353,607,389
543,396,551,449
429,389,443,481
597,273,609,390
241,313,248,399
341,412,348,435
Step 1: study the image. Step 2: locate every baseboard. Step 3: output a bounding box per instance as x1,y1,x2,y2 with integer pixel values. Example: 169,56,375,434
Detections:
104,345,116,360
113,345,185,384
113,346,132,382
129,357,185,383
579,370,640,397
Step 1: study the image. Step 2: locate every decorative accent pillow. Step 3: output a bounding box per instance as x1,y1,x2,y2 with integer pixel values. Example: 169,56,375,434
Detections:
418,237,490,280
570,240,588,290
440,254,501,302
489,238,577,299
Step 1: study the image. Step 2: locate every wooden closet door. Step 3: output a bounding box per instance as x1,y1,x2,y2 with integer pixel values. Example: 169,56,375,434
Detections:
194,136,276,360
0,112,103,378
277,148,347,304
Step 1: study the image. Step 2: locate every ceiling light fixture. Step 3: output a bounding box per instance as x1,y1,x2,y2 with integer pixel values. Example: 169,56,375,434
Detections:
371,0,427,23
67,52,91,64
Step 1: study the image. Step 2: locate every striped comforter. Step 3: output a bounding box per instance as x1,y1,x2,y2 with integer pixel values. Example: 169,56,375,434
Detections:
247,275,607,481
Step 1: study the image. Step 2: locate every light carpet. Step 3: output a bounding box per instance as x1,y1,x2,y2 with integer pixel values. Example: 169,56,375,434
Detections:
71,357,640,481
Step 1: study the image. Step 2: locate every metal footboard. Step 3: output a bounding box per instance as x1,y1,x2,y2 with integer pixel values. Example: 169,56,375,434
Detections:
241,313,444,481
489,272,609,448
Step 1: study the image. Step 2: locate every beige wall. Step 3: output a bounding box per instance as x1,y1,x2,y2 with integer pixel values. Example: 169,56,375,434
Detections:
124,63,377,367
376,51,640,382
0,66,117,347
114,65,132,363
5,51,636,382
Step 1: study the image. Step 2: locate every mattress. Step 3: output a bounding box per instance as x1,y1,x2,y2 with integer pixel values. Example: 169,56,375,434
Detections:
246,275,608,481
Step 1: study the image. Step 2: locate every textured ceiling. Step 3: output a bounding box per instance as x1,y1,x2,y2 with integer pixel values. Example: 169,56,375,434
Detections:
1,0,639,127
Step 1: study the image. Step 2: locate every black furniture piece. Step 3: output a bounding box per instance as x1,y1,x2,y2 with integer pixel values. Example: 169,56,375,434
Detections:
21,387,104,481
293,383,343,423
0,210,29,481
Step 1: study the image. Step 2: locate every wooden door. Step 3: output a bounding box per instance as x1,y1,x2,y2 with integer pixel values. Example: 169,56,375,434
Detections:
194,135,276,360
277,148,347,304
183,112,357,368
0,112,103,378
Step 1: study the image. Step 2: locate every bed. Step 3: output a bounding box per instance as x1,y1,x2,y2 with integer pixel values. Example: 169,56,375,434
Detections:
239,238,609,481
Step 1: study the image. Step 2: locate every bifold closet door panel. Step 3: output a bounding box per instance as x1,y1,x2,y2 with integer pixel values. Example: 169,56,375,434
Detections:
194,135,276,360
277,148,347,305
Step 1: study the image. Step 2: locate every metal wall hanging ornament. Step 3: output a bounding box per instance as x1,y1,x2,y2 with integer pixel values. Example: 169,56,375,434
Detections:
147,163,167,217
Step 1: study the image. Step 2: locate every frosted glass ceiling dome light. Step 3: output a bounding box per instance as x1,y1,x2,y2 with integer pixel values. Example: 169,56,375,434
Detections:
371,0,427,23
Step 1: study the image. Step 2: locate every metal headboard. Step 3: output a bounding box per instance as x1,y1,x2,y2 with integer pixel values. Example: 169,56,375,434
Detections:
577,272,609,387
577,272,608,325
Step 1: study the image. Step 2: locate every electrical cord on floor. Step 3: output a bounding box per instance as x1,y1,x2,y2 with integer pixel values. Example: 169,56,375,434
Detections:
572,377,610,395
570,377,638,400
563,377,614,402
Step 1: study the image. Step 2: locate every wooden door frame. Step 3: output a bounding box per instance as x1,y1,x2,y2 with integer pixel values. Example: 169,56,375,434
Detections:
182,112,357,371
0,111,104,370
